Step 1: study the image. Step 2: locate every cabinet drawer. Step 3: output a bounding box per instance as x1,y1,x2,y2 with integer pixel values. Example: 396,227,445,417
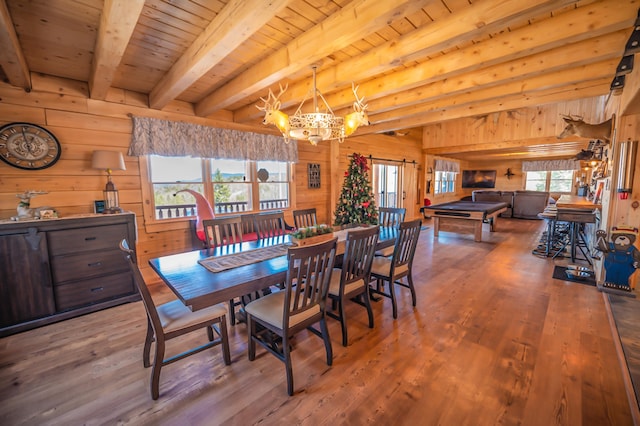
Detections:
54,271,136,311
51,251,128,283
48,224,128,255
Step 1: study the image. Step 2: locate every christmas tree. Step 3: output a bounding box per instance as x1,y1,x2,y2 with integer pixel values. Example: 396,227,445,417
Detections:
334,152,378,225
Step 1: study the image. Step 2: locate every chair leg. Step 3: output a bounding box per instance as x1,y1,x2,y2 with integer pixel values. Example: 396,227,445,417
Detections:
150,339,165,400
320,317,333,366
219,316,231,365
228,299,237,325
143,318,153,368
247,316,256,361
362,291,374,328
283,334,294,396
338,298,348,347
388,278,398,319
407,274,417,307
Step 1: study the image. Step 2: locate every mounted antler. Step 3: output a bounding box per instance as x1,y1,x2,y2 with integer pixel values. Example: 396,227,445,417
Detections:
256,83,290,142
344,83,370,136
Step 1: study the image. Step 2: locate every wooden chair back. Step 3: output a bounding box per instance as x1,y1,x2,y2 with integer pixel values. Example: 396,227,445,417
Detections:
378,207,406,228
120,239,161,333
293,208,318,228
240,213,257,235
254,211,287,239
340,226,379,289
283,238,337,329
390,219,421,272
202,217,243,248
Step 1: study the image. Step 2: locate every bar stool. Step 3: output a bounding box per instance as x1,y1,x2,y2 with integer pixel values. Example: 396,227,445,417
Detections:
554,210,596,265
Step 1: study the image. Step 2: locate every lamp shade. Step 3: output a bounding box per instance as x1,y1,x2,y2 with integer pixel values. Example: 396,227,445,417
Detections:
92,150,126,171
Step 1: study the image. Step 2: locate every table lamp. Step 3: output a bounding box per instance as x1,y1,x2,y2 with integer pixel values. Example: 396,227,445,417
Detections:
92,150,126,214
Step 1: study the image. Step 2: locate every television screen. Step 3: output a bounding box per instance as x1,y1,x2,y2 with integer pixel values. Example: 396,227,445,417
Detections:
461,170,497,188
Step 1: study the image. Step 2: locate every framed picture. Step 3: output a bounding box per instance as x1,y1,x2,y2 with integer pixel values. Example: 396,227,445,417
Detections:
308,163,320,188
94,200,105,214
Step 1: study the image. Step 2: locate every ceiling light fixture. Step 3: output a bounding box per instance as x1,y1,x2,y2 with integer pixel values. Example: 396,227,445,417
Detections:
257,66,370,145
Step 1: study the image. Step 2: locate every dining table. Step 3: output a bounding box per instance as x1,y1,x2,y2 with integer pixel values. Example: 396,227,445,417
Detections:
148,225,398,312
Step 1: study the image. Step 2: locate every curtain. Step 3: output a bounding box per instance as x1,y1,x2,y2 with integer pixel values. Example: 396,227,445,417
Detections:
434,159,460,173
522,159,580,171
129,115,298,162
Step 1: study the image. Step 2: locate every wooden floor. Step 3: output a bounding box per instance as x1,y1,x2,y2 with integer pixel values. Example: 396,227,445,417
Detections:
0,219,635,425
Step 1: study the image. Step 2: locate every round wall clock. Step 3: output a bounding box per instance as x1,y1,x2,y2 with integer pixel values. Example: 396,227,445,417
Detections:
0,122,61,170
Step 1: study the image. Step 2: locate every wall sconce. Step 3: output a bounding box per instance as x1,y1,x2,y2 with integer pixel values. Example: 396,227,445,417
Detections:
92,150,126,214
617,139,638,200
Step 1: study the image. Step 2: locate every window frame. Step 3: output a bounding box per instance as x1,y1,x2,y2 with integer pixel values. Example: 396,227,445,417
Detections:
140,156,294,234
525,170,575,193
434,171,457,195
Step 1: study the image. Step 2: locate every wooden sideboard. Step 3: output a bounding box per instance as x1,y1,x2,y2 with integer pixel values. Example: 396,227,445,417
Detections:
0,213,140,337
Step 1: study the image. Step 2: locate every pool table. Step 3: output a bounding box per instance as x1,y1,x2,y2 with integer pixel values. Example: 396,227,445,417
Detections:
425,201,508,242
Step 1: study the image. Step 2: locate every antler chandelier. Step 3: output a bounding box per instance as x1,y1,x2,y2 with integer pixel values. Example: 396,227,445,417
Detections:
257,66,369,145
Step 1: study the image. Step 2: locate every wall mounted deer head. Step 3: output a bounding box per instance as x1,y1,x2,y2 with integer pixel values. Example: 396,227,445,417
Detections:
557,115,613,142
344,83,370,136
256,83,290,142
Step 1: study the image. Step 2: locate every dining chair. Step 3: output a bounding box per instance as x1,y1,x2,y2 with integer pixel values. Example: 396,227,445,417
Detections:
119,239,231,400
245,237,337,396
202,216,244,325
375,207,406,256
369,219,421,319
202,216,243,247
326,226,379,346
293,208,318,229
254,211,288,239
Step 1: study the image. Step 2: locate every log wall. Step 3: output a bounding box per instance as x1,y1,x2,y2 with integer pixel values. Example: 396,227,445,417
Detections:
0,75,422,282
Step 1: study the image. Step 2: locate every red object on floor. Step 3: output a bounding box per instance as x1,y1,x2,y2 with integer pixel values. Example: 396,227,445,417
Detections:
423,198,431,206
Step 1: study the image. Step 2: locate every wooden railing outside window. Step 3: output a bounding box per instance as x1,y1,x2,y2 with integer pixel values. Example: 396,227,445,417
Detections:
155,199,289,219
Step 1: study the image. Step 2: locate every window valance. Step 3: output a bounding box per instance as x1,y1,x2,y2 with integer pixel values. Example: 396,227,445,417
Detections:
522,159,580,172
434,159,460,173
129,115,298,162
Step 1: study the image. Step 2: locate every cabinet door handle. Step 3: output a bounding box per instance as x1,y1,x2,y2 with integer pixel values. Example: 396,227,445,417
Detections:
85,236,97,241
88,261,102,267
91,287,104,293
42,261,52,288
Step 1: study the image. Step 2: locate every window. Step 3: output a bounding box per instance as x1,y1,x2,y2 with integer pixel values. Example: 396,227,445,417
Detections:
434,171,456,194
373,162,401,207
257,161,289,210
211,159,252,213
524,171,547,191
149,156,204,219
525,170,574,192
148,155,291,220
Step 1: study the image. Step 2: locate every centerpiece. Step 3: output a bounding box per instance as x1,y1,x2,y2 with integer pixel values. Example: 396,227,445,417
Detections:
290,224,334,246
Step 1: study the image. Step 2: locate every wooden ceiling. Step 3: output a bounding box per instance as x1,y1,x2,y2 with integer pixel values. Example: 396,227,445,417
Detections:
0,0,637,160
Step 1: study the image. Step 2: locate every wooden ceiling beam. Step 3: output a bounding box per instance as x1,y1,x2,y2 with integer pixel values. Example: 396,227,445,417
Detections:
317,0,636,115
0,0,30,91
424,136,583,156
195,0,432,116
347,33,625,117
359,78,611,135
149,0,291,110
367,60,616,126
89,0,145,100
233,0,578,123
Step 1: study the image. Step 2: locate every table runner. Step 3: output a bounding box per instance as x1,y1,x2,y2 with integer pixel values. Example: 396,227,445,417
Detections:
198,244,289,273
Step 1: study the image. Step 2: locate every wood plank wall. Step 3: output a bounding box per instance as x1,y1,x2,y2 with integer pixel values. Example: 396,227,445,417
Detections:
0,74,422,282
